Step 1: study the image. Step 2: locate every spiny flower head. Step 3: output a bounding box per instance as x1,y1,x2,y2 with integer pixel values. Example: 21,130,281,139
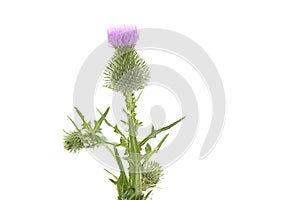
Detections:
107,25,139,47
105,25,149,93
142,161,163,191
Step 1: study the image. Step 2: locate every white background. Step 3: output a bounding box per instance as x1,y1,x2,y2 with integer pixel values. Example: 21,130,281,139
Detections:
1,0,300,199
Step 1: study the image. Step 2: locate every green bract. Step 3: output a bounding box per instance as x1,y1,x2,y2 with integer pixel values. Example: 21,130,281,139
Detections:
104,47,150,93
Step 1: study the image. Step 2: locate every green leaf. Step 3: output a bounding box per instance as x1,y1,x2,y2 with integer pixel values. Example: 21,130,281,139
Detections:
140,117,185,147
135,90,143,102
144,190,153,199
117,173,128,196
114,147,129,196
109,178,117,185
145,143,152,154
114,125,126,138
142,134,169,164
94,107,110,132
104,169,118,180
74,107,91,130
67,116,80,132
120,120,128,125
119,137,128,148
96,108,126,139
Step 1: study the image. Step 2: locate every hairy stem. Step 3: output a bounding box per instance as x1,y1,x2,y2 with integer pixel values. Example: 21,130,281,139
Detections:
124,92,142,196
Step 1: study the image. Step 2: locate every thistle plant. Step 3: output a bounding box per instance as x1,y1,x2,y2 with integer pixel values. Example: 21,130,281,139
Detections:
63,25,185,200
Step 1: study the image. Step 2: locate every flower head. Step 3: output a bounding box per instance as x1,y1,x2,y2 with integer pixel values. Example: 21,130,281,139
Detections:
107,25,139,47
142,161,163,191
104,47,150,93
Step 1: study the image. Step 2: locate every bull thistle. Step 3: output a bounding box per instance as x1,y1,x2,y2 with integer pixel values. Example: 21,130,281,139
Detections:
63,25,185,200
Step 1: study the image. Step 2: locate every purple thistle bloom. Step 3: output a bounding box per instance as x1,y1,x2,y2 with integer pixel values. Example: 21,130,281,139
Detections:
107,25,139,47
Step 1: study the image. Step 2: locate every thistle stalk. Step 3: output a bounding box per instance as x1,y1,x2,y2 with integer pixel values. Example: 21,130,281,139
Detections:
125,92,142,196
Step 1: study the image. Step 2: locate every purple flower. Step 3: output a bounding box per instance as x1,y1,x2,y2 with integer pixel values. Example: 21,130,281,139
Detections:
107,25,139,47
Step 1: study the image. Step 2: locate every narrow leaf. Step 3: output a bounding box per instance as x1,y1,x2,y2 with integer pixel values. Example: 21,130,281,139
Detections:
140,117,185,147
109,178,117,185
104,169,117,179
74,107,91,129
97,108,126,139
143,134,169,163
67,116,80,132
94,107,110,131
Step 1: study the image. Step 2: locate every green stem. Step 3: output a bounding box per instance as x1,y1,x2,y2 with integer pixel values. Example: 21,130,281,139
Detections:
103,144,115,159
124,92,142,196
